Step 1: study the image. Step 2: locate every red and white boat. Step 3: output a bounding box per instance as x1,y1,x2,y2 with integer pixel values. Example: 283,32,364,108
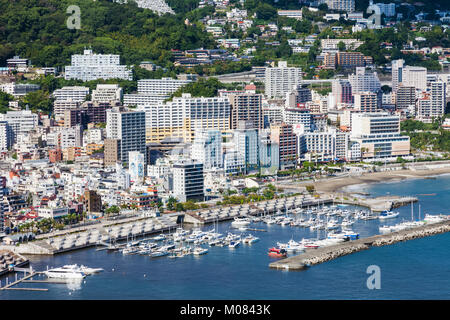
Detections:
268,247,287,258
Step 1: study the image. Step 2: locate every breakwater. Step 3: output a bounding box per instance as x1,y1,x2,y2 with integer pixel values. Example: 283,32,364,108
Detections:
269,219,450,271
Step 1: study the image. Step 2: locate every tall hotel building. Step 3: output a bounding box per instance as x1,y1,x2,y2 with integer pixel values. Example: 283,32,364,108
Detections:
265,61,302,98
105,107,146,166
144,93,230,143
351,113,410,160
172,160,204,202
65,50,132,81
391,59,404,92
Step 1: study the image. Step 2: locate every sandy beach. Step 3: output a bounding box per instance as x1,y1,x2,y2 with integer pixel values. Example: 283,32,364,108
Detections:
314,166,450,192
312,166,450,193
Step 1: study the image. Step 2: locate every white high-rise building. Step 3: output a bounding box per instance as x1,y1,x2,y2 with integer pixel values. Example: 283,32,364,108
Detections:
59,125,83,149
351,113,410,160
402,66,427,91
143,93,230,143
124,78,192,107
0,110,38,143
391,59,404,92
0,121,13,151
65,50,132,81
373,2,396,17
191,129,223,169
349,67,381,94
283,107,313,132
417,82,447,122
138,78,191,96
265,61,302,98
92,84,123,103
325,0,355,12
53,86,90,102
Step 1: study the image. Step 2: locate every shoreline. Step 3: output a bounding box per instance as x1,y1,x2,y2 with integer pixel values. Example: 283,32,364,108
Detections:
312,167,450,194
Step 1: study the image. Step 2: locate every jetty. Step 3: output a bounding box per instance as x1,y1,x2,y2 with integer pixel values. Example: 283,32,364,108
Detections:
269,219,450,271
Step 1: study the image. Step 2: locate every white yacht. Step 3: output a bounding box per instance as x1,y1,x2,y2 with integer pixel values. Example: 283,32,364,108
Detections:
378,211,400,220
423,214,446,224
44,267,86,279
231,217,251,227
60,264,104,275
193,247,208,255
379,225,392,233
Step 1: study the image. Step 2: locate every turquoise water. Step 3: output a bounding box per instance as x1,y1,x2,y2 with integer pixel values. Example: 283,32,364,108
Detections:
1,175,450,300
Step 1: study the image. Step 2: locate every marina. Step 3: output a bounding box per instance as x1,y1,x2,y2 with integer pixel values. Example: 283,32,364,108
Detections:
1,175,449,299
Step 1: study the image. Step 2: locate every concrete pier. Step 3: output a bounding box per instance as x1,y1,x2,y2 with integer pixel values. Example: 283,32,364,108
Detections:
269,219,450,271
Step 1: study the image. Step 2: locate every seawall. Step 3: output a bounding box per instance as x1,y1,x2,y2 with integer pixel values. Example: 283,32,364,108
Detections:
269,219,450,271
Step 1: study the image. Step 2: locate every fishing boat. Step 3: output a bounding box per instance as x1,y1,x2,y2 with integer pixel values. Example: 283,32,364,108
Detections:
268,247,287,258
378,211,400,220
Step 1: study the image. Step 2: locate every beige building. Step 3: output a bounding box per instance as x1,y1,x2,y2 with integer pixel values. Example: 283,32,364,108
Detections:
351,113,410,160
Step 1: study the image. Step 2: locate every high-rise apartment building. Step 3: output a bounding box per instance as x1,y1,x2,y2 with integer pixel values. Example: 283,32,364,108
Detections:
172,160,204,202
92,84,123,103
402,66,427,91
143,93,230,143
349,67,381,94
395,85,416,110
105,107,146,166
65,50,132,81
228,93,263,129
391,59,404,92
325,0,355,12
191,129,223,169
265,61,302,98
270,123,297,169
52,86,90,102
0,110,38,143
354,92,379,112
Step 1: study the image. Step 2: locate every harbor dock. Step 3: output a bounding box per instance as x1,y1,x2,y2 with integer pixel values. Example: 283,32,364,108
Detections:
269,219,450,271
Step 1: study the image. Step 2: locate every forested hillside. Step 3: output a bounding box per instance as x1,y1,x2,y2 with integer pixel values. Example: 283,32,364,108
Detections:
0,0,215,67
